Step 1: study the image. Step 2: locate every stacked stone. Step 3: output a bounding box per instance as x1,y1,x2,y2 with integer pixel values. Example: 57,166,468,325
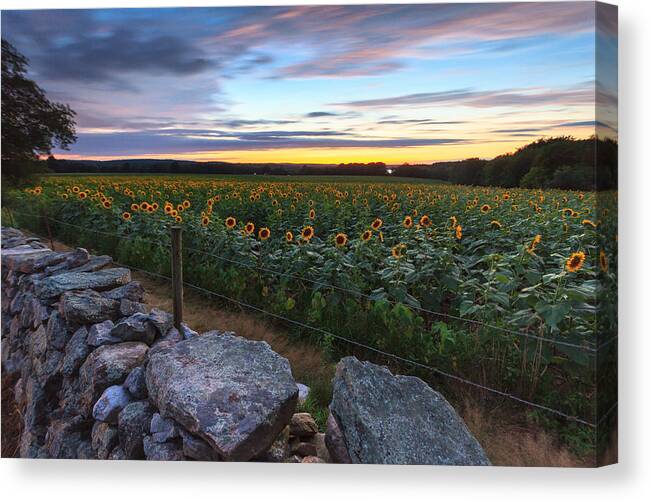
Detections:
2,227,489,465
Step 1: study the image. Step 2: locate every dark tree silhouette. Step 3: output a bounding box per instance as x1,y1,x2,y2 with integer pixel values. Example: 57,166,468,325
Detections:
1,39,76,181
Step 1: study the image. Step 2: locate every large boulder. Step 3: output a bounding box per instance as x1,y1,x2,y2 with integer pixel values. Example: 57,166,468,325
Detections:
328,357,490,466
59,289,120,327
37,268,131,300
78,342,148,416
146,332,298,461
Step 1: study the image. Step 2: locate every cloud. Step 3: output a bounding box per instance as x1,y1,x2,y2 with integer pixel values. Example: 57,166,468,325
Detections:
305,111,339,118
334,86,594,109
58,130,466,156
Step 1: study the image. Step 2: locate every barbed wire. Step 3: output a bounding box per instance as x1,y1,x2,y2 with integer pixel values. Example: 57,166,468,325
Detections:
6,208,615,353
5,221,614,428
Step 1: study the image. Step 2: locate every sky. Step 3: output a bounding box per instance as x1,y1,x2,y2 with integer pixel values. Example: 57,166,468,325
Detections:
1,2,618,164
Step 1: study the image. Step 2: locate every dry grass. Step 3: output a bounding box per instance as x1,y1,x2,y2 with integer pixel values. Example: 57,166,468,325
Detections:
458,397,586,467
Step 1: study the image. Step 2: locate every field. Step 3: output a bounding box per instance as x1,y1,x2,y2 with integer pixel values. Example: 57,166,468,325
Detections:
4,174,618,453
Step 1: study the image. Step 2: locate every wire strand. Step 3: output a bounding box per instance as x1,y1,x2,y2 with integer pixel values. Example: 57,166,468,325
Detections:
6,222,610,428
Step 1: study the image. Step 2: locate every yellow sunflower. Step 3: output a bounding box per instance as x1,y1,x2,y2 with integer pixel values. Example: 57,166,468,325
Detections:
371,218,383,230
285,231,294,243
599,249,609,272
245,222,255,234
403,216,413,228
301,226,315,241
361,229,372,242
419,215,431,227
334,233,348,247
565,251,586,272
258,227,271,240
225,216,237,229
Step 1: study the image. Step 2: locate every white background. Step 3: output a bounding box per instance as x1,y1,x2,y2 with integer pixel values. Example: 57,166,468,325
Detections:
0,0,649,499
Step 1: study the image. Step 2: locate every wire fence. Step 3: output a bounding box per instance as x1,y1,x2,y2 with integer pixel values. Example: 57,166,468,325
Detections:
3,208,618,428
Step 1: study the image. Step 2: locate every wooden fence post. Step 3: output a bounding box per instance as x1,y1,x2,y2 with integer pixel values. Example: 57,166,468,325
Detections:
170,225,184,330
41,208,55,250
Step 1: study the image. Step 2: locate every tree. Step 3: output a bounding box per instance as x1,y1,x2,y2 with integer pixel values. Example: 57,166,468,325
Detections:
2,39,76,182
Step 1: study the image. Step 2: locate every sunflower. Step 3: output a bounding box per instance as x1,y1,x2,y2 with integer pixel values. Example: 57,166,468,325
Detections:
361,229,372,242
225,216,237,229
562,208,574,217
122,212,132,221
403,215,413,228
201,216,210,227
503,193,510,200
78,192,87,199
455,224,463,240
139,201,148,210
490,220,502,229
599,249,609,272
183,200,191,209
582,219,597,228
391,244,406,259
102,200,111,209
175,215,183,223
258,227,271,240
334,233,348,247
480,204,491,213
527,234,542,254
131,203,139,211
371,218,383,230
301,226,315,241
565,251,586,272
152,202,159,210
72,186,80,193
419,215,431,227
245,222,255,234
449,215,457,228
285,231,294,243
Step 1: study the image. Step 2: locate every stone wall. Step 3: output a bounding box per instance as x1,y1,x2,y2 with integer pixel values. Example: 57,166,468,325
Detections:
1,227,489,465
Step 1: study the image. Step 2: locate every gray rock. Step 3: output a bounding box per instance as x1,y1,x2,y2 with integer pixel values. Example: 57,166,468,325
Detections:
108,446,127,460
297,383,310,404
150,412,179,443
77,440,96,459
179,428,220,461
46,311,70,351
301,455,325,464
119,298,147,316
1,246,53,273
124,366,148,399
92,421,119,460
78,341,148,416
118,400,155,459
143,436,184,461
180,322,198,340
87,319,120,347
43,248,90,275
93,385,133,423
146,332,298,461
60,289,120,327
67,255,113,274
38,267,131,300
148,308,174,336
147,338,177,359
329,357,490,465
162,326,183,343
30,324,48,359
306,432,331,463
290,412,318,438
102,281,145,302
110,313,156,345
257,426,290,462
61,326,90,377
45,416,86,459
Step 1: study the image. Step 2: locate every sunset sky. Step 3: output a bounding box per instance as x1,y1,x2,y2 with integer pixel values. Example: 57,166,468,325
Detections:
1,3,618,164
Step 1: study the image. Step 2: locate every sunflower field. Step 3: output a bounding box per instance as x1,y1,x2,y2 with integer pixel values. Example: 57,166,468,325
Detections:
4,175,617,450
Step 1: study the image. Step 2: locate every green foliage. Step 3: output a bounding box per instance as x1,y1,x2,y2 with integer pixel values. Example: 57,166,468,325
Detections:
1,39,76,184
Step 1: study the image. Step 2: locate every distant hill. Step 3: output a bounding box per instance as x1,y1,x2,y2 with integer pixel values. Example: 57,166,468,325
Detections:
45,136,617,190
